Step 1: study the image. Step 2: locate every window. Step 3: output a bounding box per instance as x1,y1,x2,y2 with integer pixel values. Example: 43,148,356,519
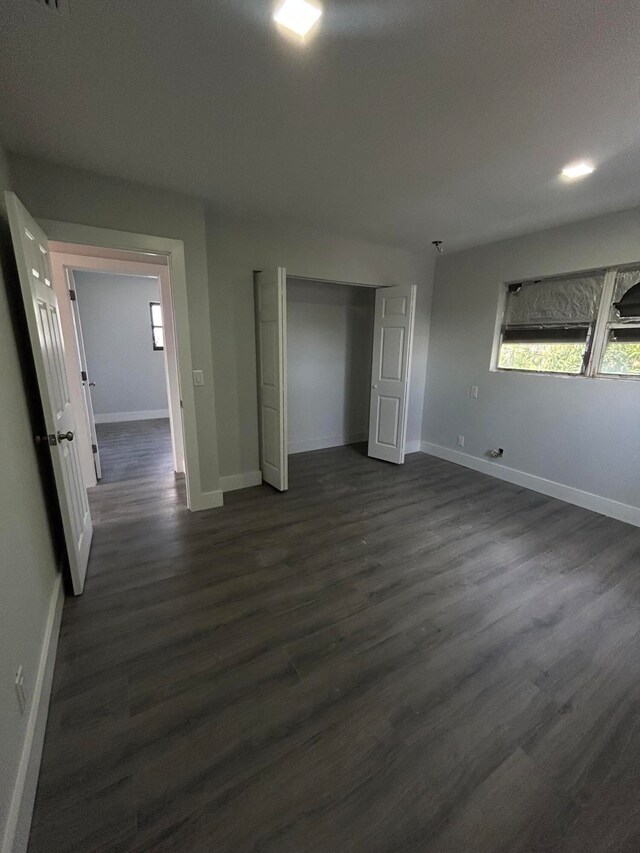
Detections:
495,265,640,379
598,267,640,377
150,301,164,351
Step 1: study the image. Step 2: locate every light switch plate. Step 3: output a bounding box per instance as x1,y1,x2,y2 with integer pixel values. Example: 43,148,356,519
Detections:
193,370,205,386
470,385,479,399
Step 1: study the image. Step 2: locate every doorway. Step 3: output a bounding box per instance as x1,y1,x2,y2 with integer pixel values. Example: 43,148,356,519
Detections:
255,268,417,492
6,191,204,594
49,246,186,502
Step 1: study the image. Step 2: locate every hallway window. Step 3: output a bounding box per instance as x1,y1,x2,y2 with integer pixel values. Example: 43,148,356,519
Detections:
150,301,164,350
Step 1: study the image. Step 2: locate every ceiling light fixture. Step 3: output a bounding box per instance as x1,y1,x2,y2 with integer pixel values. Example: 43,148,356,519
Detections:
274,0,322,37
561,161,595,180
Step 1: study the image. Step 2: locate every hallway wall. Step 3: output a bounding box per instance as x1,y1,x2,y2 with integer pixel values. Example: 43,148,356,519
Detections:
74,271,168,422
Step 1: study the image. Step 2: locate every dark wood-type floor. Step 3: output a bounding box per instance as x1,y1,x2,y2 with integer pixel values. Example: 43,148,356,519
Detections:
95,419,174,484
29,428,640,852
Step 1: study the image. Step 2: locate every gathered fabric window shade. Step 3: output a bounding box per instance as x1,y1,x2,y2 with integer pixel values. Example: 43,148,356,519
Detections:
505,274,604,328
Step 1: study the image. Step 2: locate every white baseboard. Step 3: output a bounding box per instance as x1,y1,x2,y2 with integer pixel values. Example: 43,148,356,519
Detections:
404,439,422,454
220,471,263,492
421,441,640,528
189,488,224,512
94,409,169,424
3,575,64,853
289,433,367,455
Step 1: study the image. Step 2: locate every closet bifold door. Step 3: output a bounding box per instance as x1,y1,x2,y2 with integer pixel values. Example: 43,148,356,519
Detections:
367,284,416,464
255,267,288,491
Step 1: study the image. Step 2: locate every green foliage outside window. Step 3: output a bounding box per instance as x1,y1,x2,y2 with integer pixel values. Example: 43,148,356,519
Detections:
498,342,585,374
600,342,640,376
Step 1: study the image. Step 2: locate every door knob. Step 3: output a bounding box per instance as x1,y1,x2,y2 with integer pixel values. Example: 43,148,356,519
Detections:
57,431,74,442
372,384,378,389
89,381,96,387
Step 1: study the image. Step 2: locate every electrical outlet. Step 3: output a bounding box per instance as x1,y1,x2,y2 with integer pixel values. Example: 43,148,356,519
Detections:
470,385,479,399
192,369,205,386
457,435,465,448
15,666,26,714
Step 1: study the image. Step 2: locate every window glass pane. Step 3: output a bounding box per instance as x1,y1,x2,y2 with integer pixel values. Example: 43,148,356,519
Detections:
505,273,604,326
153,327,164,350
600,331,640,376
151,302,163,326
610,267,640,321
498,342,585,374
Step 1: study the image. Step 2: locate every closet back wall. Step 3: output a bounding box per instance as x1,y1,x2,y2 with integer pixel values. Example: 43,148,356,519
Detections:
287,279,375,454
74,270,169,423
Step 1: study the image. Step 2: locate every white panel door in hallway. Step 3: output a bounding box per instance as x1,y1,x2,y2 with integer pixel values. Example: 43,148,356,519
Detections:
6,192,92,595
255,267,288,491
368,284,417,464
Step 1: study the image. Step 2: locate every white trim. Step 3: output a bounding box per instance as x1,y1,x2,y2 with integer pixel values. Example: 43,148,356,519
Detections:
3,576,64,853
420,441,640,528
37,219,211,512
288,433,368,454
220,471,263,492
189,489,224,511
94,409,170,423
404,439,422,454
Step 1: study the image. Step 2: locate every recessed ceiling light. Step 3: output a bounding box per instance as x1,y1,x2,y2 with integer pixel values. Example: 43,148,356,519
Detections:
274,0,322,37
561,161,595,179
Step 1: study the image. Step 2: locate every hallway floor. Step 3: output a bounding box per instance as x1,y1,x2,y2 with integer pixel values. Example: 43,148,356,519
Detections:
89,419,185,525
28,444,640,852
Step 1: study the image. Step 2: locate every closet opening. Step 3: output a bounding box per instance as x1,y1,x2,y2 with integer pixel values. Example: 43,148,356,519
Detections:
287,277,375,456
254,269,417,493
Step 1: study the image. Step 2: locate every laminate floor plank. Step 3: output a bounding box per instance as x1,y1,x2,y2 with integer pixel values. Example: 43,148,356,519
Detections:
28,427,640,852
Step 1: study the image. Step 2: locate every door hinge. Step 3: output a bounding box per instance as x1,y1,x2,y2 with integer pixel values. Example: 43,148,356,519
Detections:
92,444,98,453
69,289,77,301
81,370,87,381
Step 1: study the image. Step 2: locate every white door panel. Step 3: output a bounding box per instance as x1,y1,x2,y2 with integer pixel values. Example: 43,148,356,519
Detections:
6,192,92,594
368,284,416,464
68,277,102,480
255,267,288,491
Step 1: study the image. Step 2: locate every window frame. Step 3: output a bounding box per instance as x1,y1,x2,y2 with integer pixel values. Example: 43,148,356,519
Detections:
149,300,164,351
493,264,640,381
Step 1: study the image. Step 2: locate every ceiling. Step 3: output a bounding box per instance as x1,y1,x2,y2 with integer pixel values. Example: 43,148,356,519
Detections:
2,0,640,251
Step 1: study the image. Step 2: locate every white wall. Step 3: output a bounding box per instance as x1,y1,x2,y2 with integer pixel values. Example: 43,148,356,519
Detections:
8,154,220,496
287,278,375,454
0,148,61,851
74,270,168,421
207,214,434,479
423,205,640,521
7,155,434,495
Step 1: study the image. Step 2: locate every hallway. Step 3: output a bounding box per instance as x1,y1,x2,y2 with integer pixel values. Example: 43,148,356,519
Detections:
95,419,174,485
89,419,184,525
28,447,640,852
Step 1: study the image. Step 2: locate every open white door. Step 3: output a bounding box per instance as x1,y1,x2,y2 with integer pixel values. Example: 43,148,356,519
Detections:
255,267,288,491
6,192,93,594
68,275,102,480
368,284,416,464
